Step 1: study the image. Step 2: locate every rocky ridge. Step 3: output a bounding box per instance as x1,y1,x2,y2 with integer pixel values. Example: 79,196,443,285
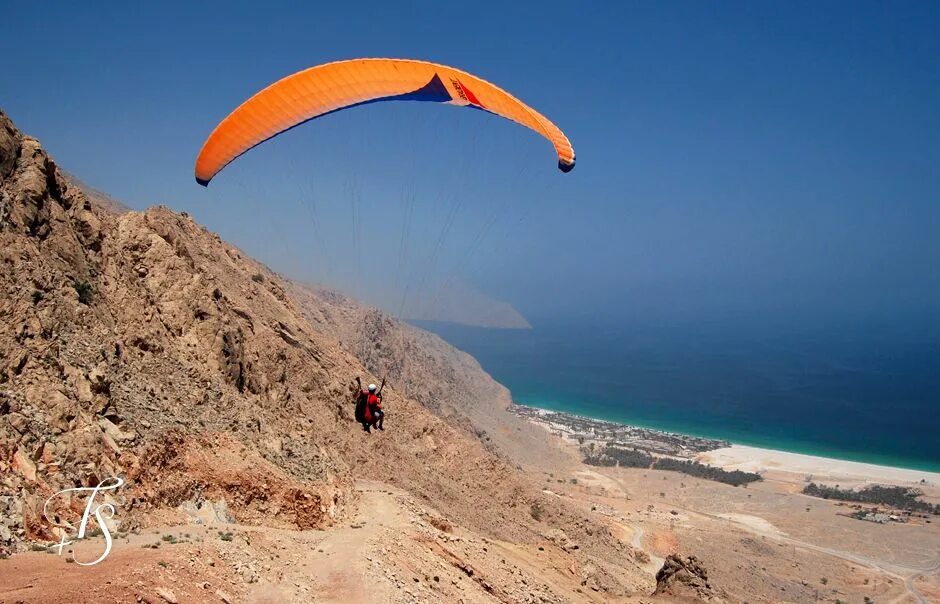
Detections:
287,283,572,472
654,555,723,602
0,110,670,601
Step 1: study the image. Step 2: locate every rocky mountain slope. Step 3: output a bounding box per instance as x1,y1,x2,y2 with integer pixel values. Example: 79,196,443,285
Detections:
0,111,687,601
287,283,571,472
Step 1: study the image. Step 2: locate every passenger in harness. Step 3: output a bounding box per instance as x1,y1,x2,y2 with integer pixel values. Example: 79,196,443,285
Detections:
354,377,385,433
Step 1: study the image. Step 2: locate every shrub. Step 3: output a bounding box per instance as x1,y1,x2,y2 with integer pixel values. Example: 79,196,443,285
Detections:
583,445,761,486
530,503,544,521
803,483,940,515
73,279,93,304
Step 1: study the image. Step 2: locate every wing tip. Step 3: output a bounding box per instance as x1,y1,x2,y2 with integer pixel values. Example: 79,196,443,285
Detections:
195,176,210,187
558,159,575,173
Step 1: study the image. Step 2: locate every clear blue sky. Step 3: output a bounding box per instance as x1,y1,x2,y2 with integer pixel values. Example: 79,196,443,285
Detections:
3,0,939,329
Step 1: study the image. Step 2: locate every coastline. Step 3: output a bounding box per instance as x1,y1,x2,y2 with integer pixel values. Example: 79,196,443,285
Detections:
511,402,940,487
698,444,940,487
417,323,940,474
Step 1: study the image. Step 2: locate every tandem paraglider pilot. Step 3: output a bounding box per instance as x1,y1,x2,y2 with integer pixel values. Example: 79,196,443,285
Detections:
354,377,385,433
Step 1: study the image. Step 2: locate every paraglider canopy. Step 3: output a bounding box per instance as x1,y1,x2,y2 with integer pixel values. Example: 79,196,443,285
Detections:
195,58,575,185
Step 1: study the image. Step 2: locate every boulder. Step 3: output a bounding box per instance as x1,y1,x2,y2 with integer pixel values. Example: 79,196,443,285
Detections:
654,554,723,601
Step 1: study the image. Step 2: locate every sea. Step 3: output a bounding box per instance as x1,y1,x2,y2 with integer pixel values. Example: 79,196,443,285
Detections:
414,318,940,473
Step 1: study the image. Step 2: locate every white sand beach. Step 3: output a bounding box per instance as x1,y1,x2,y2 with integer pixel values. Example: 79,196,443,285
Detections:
699,444,940,488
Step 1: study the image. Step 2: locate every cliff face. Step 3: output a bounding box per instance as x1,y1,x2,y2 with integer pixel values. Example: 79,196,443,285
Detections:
0,111,646,598
0,110,355,547
287,283,571,471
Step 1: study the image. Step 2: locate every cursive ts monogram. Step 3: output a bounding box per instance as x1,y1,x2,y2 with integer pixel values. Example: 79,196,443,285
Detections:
42,476,124,566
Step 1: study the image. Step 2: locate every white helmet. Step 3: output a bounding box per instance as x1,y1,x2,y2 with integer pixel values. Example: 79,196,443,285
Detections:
368,384,377,393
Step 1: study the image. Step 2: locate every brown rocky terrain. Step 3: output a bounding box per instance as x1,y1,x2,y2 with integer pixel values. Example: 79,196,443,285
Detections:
0,111,696,602
286,283,571,473
653,556,718,603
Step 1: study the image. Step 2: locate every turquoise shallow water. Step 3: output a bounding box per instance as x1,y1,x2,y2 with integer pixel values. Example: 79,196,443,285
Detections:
415,320,940,474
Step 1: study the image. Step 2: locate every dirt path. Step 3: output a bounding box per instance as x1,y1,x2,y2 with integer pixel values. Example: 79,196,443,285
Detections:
0,527,244,603
0,481,416,604
3,477,624,603
297,481,406,604
890,553,940,604
628,525,664,573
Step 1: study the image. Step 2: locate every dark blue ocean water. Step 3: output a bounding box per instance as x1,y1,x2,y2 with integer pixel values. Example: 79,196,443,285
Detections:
415,319,940,472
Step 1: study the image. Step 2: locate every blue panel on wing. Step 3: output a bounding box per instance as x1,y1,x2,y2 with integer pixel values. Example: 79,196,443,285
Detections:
392,74,453,103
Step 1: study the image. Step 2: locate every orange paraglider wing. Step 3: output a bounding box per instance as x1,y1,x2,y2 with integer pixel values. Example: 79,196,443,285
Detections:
195,58,575,185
